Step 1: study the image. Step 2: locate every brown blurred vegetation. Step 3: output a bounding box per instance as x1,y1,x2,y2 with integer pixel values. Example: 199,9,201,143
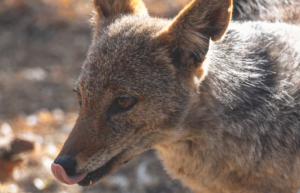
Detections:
0,0,191,192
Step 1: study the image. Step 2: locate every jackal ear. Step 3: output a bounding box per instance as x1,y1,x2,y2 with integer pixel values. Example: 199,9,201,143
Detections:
158,0,232,69
93,0,148,27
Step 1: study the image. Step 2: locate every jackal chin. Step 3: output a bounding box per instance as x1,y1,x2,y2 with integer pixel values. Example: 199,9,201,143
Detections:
78,150,135,186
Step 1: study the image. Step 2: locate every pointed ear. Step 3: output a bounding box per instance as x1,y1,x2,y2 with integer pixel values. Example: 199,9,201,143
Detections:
158,0,232,69
92,0,148,29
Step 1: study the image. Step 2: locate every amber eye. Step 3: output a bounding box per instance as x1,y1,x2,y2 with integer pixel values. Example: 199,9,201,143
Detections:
117,98,135,109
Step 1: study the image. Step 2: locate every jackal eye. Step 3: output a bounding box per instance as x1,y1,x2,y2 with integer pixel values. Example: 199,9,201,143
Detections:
117,98,135,109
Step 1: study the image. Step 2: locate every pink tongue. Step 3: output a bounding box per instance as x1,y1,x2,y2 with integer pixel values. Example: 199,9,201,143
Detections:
51,163,87,185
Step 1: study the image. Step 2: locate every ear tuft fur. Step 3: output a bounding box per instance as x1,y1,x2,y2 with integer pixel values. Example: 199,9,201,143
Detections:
92,0,148,38
158,0,232,69
94,0,148,19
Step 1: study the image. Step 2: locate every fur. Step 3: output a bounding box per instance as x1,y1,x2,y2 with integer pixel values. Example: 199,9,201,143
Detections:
233,0,300,24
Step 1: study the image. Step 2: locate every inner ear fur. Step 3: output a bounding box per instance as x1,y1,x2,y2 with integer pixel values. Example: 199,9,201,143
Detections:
92,0,148,35
93,0,148,22
158,0,233,69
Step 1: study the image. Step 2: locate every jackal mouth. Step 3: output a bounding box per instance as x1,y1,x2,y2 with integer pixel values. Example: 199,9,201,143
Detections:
78,152,133,186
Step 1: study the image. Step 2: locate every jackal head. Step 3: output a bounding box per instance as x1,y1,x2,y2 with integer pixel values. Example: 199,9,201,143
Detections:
52,0,232,186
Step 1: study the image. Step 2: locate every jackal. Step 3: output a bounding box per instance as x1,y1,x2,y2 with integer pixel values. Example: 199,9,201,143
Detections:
51,0,300,192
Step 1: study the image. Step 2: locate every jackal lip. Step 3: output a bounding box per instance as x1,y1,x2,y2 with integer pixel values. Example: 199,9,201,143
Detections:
78,152,132,186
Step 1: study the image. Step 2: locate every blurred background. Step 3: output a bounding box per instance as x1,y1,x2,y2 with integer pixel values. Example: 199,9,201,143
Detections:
0,0,193,193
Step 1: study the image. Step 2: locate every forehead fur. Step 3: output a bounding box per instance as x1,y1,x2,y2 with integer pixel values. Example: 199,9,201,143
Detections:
78,15,175,95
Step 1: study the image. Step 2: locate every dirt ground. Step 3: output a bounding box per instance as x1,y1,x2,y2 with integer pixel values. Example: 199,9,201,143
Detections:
0,0,194,193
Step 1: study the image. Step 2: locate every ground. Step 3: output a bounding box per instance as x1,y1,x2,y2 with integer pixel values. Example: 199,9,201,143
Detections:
0,0,192,192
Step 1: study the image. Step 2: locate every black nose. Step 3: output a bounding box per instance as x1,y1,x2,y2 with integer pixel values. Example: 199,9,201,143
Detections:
54,155,77,176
